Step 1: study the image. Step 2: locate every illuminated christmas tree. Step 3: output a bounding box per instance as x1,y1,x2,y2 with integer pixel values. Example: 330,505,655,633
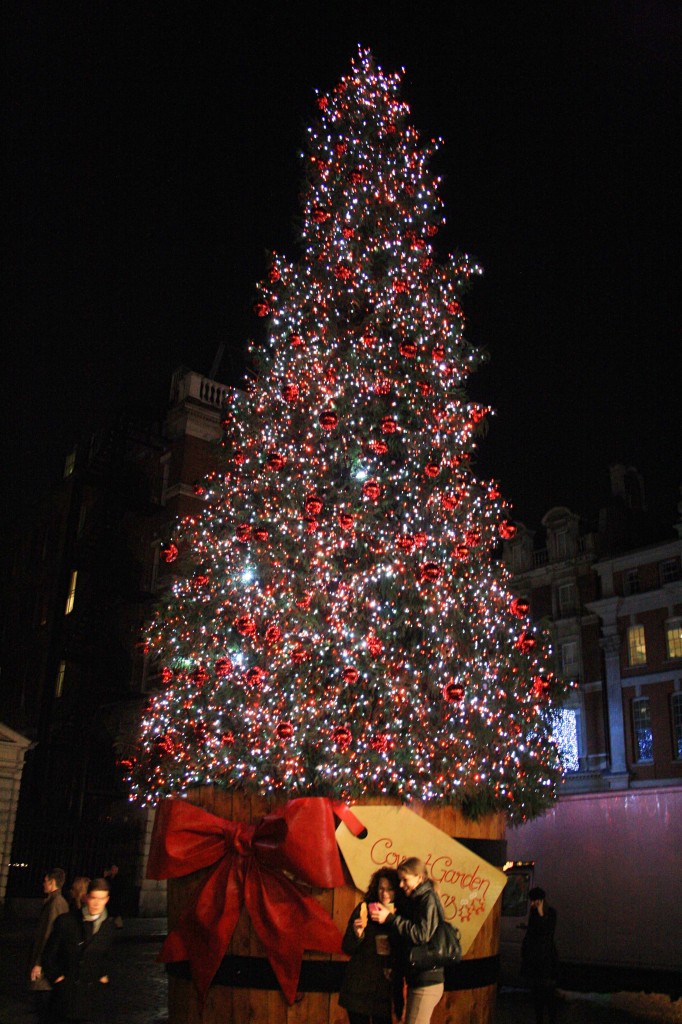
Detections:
129,48,569,823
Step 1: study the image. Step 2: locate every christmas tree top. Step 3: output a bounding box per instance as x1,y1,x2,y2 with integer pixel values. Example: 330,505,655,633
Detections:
129,48,569,823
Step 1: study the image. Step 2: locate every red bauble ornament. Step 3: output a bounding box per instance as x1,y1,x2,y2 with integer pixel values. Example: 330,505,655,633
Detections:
368,439,389,454
338,513,354,531
465,530,481,546
510,597,531,618
296,594,312,609
253,302,269,317
393,279,408,293
446,301,463,315
424,462,440,478
362,480,381,500
416,380,433,395
420,562,442,582
420,257,433,270
336,142,347,155
193,482,206,496
342,667,359,685
380,416,397,434
348,169,364,184
234,615,256,637
470,407,487,424
414,532,428,548
374,375,391,395
160,542,178,564
532,675,551,699
515,631,537,653
443,680,465,702
215,658,232,678
282,383,300,402
454,543,470,560
290,332,304,347
253,527,268,542
441,494,459,511
265,624,282,644
305,519,320,534
269,266,280,282
236,524,252,542
488,484,501,499
399,340,417,358
397,534,415,553
234,450,246,465
371,734,388,753
292,646,308,664
363,331,378,346
342,226,354,238
432,344,446,362
276,721,294,740
367,636,383,657
192,574,210,589
266,452,286,470
332,725,352,751
221,731,235,746
319,411,339,431
498,521,517,540
190,665,209,685
317,96,328,110
304,495,324,518
334,264,352,282
161,667,173,684
245,666,266,687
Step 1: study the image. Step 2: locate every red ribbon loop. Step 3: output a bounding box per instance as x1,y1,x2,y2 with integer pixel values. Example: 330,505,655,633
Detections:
147,797,345,1004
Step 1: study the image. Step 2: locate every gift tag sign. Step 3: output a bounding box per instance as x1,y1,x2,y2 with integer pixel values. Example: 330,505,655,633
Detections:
336,805,506,956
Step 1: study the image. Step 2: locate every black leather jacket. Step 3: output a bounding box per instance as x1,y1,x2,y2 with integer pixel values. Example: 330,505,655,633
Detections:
385,880,444,987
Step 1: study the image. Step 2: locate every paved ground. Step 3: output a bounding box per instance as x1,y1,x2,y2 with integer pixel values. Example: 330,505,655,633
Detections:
1,913,680,1023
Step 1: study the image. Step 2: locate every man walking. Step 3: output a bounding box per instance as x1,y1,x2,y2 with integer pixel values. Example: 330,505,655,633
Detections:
29,868,69,1021
43,877,117,1021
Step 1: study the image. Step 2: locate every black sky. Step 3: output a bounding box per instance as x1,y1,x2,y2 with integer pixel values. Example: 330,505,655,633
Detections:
6,1,681,529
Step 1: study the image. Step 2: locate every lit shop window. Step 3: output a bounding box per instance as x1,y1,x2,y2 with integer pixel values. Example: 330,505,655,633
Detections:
665,618,682,660
671,694,682,760
627,625,647,666
632,697,653,762
64,571,78,615
55,661,66,698
552,708,580,773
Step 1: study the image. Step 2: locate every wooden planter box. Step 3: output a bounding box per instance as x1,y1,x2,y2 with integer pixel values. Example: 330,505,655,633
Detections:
164,788,505,1024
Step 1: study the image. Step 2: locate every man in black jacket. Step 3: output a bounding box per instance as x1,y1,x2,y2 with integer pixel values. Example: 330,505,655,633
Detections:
521,886,559,1024
43,877,117,1022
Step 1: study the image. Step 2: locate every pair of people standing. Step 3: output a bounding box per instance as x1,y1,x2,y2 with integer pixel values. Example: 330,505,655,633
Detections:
339,857,445,1024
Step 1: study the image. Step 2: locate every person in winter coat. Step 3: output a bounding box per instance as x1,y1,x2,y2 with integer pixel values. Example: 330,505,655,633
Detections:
29,868,69,1021
521,886,559,1024
339,867,403,1024
43,877,117,1021
370,857,444,1024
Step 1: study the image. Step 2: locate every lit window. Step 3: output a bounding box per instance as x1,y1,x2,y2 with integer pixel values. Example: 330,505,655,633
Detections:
64,450,76,478
672,694,682,759
551,708,580,772
561,640,578,674
666,619,682,660
660,559,681,585
55,661,66,698
558,583,576,616
64,571,78,615
632,697,653,761
627,625,647,666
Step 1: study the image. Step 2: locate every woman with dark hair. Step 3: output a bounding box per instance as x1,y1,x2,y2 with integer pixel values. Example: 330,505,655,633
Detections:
370,857,444,1024
339,867,403,1024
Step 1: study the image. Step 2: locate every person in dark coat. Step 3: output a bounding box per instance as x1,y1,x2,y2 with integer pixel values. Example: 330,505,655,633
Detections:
370,857,444,1024
43,877,117,1022
339,867,403,1024
29,868,69,1021
521,886,559,1024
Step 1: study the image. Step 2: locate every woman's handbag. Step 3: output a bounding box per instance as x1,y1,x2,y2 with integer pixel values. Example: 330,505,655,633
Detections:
409,913,462,971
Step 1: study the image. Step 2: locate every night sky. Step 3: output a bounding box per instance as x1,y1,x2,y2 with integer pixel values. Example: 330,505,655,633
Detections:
6,2,681,530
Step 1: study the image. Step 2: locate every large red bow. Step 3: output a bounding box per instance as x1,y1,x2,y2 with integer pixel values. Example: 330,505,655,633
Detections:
147,797,345,1004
